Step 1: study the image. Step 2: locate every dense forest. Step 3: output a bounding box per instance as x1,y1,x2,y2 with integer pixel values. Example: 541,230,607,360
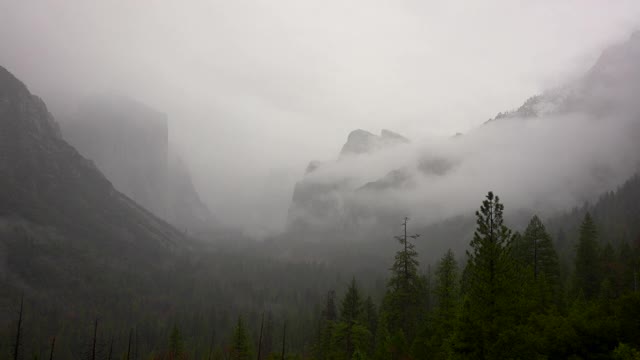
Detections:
3,180,640,359
3,4,640,359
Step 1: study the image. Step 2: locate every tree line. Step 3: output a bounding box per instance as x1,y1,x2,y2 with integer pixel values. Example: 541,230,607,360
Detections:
5,191,640,359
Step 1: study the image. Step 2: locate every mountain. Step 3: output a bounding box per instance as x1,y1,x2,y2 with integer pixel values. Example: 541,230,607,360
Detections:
0,66,345,358
61,96,214,232
340,129,409,156
287,129,412,234
0,65,190,316
491,31,640,122
286,31,640,243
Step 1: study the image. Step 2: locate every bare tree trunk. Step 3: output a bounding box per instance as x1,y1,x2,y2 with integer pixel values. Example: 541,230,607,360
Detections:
107,337,113,360
280,322,286,360
49,336,56,360
126,329,133,360
91,319,98,360
13,295,24,360
256,313,264,360
207,329,215,360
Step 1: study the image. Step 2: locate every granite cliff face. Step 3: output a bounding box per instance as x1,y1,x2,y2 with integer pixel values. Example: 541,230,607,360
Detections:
61,96,213,232
0,66,199,322
0,66,188,278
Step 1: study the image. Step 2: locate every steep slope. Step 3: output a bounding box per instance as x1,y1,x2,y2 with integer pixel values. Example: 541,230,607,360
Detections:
491,31,640,122
549,173,640,255
61,96,214,232
0,66,190,311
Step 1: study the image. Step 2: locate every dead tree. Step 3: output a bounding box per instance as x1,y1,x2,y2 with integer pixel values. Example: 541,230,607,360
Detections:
49,336,56,360
13,294,24,360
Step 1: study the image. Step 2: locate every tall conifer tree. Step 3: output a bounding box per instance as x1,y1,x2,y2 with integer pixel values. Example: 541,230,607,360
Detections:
573,213,601,300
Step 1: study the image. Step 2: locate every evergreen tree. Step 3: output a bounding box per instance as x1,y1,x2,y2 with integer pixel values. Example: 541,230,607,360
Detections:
316,290,338,360
324,290,338,322
434,249,460,346
341,278,362,324
601,242,619,299
169,325,185,359
372,316,392,360
334,278,370,358
515,215,560,282
382,217,425,345
434,249,459,325
515,215,561,308
363,296,378,354
230,317,252,360
362,296,378,337
573,213,601,300
458,191,517,358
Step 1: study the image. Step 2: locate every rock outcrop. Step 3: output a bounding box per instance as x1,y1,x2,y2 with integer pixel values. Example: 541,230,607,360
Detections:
340,129,409,156
61,96,214,232
0,66,187,254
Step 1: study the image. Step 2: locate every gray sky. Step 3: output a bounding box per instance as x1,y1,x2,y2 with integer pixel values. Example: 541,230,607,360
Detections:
1,0,640,235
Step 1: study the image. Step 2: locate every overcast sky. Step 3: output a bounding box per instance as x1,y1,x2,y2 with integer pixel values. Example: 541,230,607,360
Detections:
1,0,640,235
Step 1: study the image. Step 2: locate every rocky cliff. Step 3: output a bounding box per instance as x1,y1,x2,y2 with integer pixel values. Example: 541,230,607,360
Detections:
61,96,214,232
0,66,188,301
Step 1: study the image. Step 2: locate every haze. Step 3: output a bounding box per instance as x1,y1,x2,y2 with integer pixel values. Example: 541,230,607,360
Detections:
1,0,639,236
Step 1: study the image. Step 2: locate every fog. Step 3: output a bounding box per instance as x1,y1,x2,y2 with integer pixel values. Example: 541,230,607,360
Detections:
1,1,640,236
294,113,640,232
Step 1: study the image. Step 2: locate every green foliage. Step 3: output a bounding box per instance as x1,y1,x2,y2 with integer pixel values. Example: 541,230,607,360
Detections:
434,249,459,325
169,325,185,358
341,278,363,324
230,317,253,360
458,191,517,358
6,180,640,360
382,218,426,344
613,343,640,360
516,215,560,283
573,213,601,300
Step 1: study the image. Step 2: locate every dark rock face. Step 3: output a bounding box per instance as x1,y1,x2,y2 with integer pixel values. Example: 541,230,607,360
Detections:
0,66,186,254
61,96,213,231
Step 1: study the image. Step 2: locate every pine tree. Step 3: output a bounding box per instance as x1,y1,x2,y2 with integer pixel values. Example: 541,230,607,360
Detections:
324,290,338,321
230,317,252,360
363,296,378,336
334,278,370,358
316,290,338,360
434,249,459,331
458,191,516,358
600,242,619,299
372,316,392,360
341,278,362,324
382,217,425,344
514,215,561,308
515,215,560,282
573,213,601,300
169,325,185,359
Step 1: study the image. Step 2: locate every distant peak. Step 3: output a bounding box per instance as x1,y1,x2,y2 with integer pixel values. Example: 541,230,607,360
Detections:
340,129,409,156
